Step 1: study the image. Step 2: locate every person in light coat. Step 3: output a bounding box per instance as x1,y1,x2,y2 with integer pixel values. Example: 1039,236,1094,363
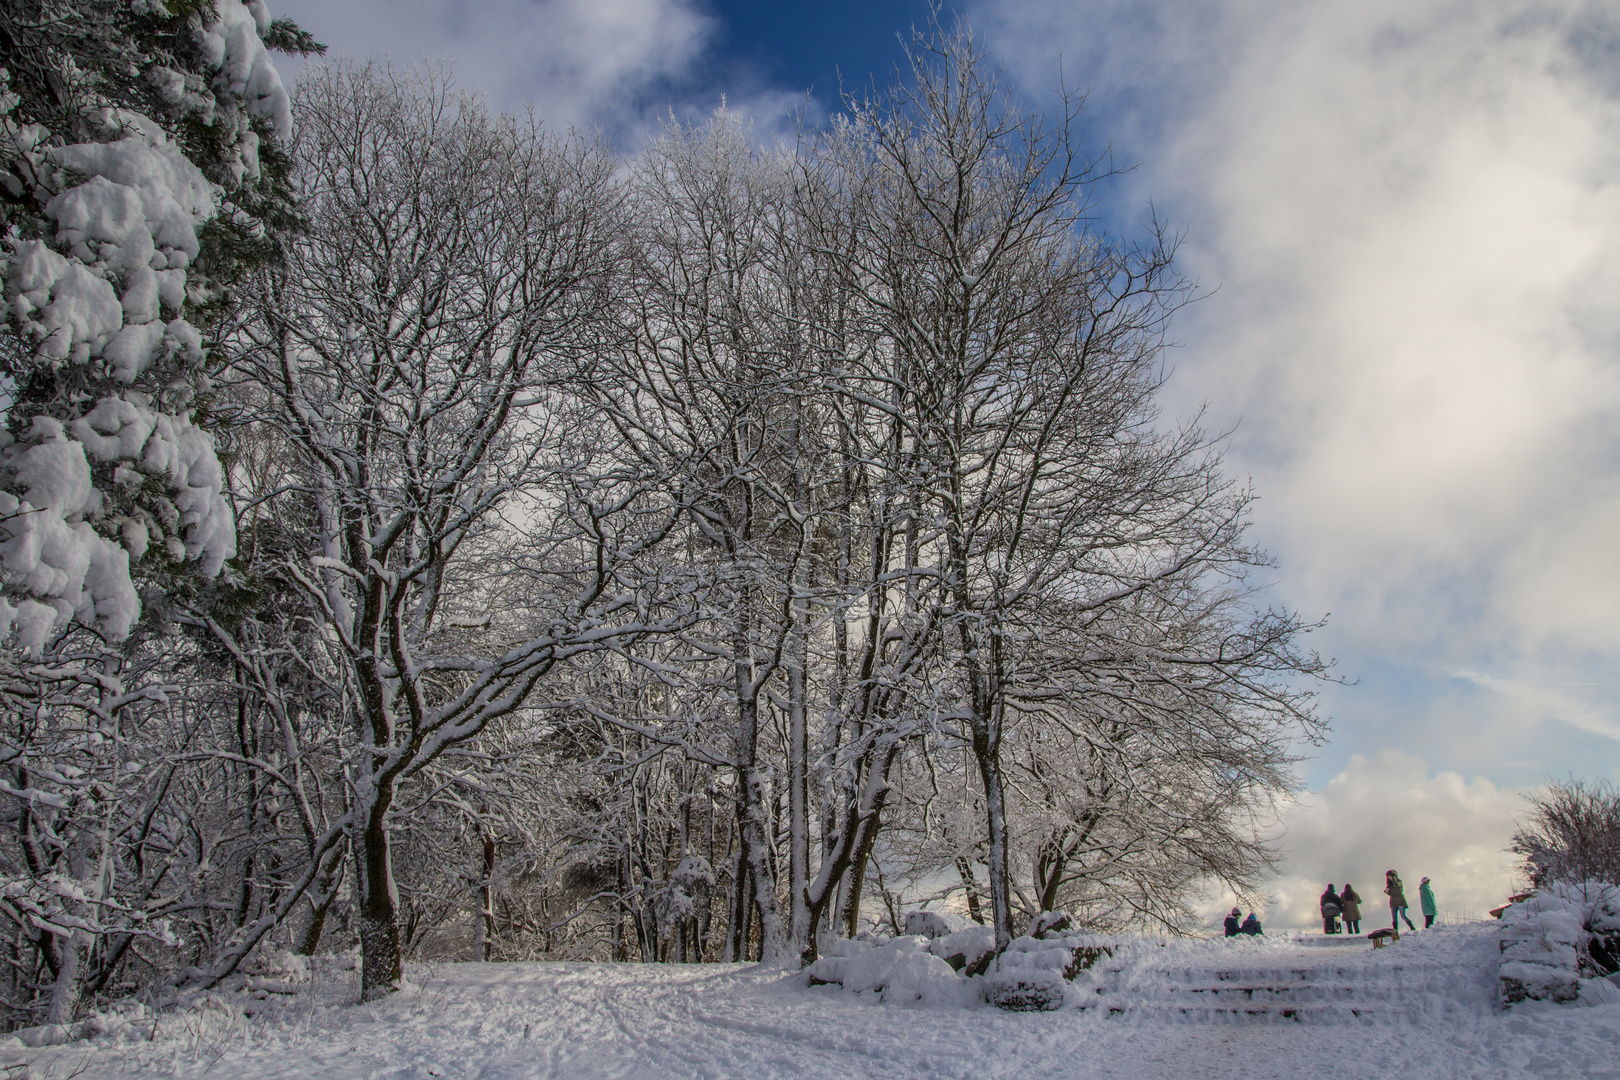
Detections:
1419,877,1438,928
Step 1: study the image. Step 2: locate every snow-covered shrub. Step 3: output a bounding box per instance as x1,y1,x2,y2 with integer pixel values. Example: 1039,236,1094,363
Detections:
1498,881,1620,1006
244,947,311,985
0,0,320,658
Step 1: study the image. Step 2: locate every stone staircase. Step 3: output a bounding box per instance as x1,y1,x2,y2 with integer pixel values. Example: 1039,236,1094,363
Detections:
1072,937,1434,1024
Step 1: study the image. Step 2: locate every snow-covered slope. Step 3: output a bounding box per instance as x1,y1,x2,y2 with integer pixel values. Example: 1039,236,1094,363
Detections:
6,923,1618,1079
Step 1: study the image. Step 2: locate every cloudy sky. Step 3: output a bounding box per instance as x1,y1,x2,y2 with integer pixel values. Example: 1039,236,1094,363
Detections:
267,0,1619,928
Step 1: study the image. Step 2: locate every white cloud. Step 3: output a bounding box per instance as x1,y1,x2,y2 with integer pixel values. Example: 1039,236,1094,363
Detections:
979,0,1620,770
1259,750,1522,929
267,0,715,133
1163,2,1620,662
1454,669,1620,744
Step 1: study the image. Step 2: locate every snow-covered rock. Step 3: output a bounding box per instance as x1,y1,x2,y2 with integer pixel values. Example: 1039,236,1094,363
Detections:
903,909,969,939
805,935,985,1006
806,912,1117,1012
929,925,996,975
1498,881,1620,1007
987,920,1116,1012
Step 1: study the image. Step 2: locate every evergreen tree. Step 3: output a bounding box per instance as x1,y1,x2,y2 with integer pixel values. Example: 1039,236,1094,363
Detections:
0,0,320,647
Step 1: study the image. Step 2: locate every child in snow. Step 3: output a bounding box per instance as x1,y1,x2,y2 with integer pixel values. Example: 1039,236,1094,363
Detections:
1319,884,1343,934
1340,883,1362,934
1419,877,1437,928
1224,907,1242,937
1240,912,1263,936
1385,870,1416,932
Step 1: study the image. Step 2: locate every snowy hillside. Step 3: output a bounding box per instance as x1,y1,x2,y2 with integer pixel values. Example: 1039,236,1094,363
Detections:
5,922,1617,1079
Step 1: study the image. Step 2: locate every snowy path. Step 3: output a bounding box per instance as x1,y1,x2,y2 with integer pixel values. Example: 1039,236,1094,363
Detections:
10,924,1619,1079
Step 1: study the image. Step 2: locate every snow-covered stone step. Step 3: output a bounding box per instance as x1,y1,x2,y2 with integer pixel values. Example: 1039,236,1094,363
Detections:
1075,999,1387,1024
1089,983,1417,1005
1133,963,1443,983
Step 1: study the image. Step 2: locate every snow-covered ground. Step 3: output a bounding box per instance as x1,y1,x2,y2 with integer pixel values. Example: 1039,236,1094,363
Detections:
7,922,1618,1079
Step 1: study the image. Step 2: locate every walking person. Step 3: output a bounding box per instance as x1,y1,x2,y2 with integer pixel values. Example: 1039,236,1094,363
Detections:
1240,912,1263,936
1340,883,1362,934
1319,883,1343,934
1224,907,1242,937
1385,870,1416,932
1419,877,1438,928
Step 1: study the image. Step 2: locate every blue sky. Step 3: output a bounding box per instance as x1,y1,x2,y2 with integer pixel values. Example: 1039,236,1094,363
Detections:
268,0,1620,925
696,1,938,102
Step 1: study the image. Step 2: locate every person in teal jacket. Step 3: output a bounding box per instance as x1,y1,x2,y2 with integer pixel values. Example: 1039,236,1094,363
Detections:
1419,877,1438,928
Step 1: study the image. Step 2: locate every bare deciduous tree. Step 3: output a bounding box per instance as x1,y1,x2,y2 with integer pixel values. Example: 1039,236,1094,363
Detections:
1513,779,1620,889
237,63,679,999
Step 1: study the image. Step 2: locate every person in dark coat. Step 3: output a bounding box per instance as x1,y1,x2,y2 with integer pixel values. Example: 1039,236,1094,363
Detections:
1224,907,1242,937
1240,912,1263,936
1319,884,1343,934
1340,883,1362,934
1385,869,1416,931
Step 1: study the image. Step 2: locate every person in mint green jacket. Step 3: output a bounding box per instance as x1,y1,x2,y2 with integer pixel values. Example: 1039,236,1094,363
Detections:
1419,877,1438,928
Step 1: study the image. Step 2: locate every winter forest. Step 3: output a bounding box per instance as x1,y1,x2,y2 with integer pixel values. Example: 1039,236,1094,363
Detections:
0,0,1337,1025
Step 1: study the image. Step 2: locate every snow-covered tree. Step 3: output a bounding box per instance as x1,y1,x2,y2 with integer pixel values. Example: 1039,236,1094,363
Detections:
1,0,319,647
0,0,318,1027
236,63,682,1000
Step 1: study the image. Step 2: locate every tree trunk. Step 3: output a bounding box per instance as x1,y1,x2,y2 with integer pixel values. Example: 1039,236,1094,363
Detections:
730,596,788,964
970,708,1013,952
476,810,495,962
45,932,81,1026
786,618,810,956
957,857,985,924
354,782,402,1001
724,843,749,962
298,852,345,956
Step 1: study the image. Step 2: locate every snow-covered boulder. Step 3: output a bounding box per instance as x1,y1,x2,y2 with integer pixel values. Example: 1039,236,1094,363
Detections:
930,925,996,975
1029,910,1073,938
806,913,1116,1011
1498,882,1620,1006
987,915,1115,1012
805,935,983,1006
903,908,970,939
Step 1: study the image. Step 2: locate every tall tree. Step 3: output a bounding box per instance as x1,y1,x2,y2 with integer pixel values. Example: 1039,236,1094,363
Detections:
808,25,1325,952
238,63,678,999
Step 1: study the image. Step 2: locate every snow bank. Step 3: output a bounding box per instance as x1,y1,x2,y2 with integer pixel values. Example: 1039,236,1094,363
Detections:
1497,881,1620,1007
15,923,1620,1080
